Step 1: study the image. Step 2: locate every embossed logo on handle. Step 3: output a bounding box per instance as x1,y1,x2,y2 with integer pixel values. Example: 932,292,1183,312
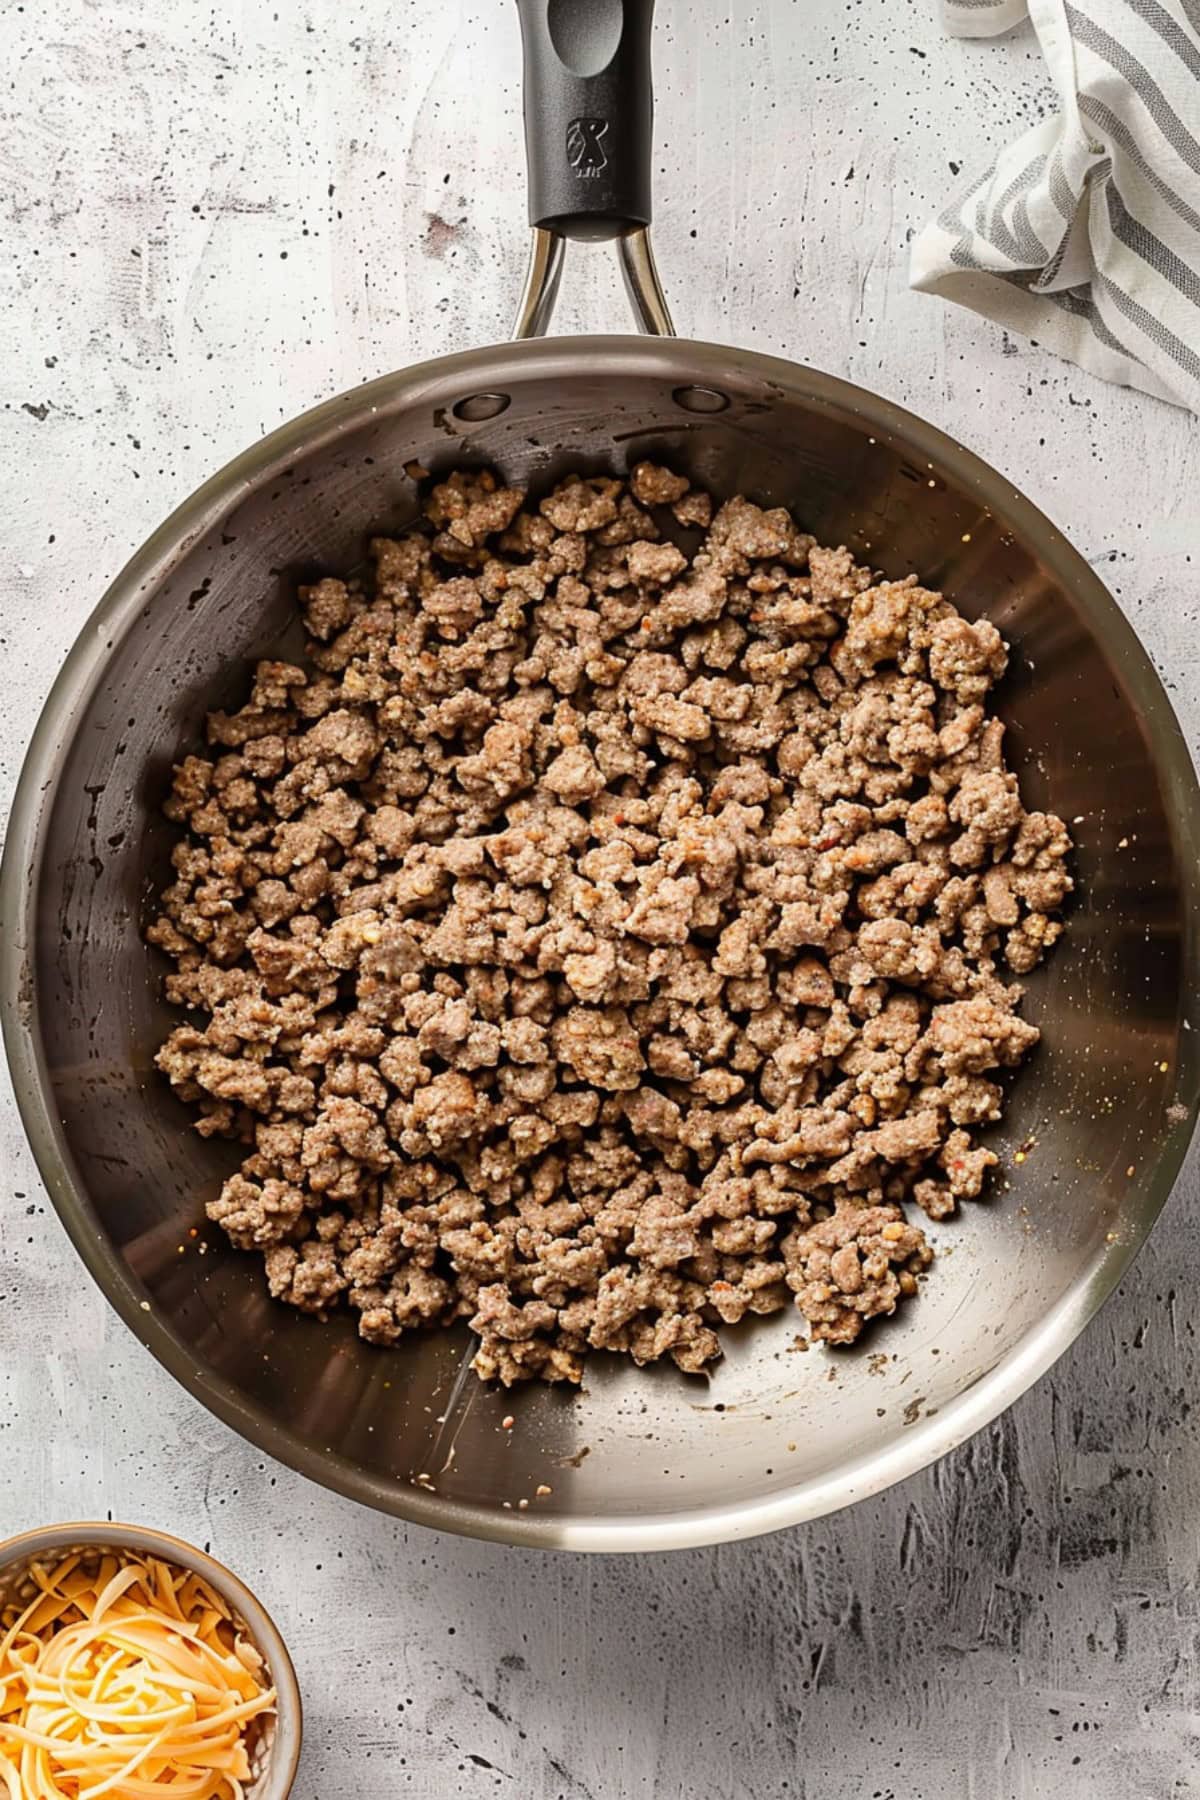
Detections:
566,116,609,179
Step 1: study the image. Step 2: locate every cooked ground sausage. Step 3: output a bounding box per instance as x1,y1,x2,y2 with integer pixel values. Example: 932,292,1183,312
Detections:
149,464,1072,1384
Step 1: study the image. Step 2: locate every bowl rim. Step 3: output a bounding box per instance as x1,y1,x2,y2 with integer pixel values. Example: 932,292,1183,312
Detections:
0,1519,302,1797
2,332,1198,1552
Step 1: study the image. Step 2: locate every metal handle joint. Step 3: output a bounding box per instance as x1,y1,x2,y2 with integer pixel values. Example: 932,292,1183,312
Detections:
512,224,675,340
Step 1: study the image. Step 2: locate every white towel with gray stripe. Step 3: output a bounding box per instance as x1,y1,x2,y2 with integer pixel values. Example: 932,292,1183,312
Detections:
911,0,1200,411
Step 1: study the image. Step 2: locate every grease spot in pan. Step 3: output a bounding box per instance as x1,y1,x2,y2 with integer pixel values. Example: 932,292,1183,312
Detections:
611,422,703,443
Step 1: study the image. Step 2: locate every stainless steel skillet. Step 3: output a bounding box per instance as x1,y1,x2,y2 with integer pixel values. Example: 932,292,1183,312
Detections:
2,1,1197,1550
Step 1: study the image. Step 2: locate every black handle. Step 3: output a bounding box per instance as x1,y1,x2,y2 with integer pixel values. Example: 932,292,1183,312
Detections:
515,0,655,243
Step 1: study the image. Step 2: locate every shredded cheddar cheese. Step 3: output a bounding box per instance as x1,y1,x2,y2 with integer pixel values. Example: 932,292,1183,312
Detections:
0,1550,276,1799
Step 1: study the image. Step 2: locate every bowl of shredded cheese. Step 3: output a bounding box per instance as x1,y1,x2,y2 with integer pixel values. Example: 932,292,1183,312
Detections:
0,1522,301,1799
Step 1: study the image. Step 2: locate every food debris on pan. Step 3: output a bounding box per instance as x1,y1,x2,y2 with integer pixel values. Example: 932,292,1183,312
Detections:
146,462,1073,1386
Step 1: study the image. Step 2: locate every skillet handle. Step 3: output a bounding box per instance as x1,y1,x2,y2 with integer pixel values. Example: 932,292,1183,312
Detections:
511,1,674,337
515,0,655,242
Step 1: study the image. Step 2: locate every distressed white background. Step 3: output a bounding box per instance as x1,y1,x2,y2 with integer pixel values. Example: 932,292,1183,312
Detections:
3,3,1199,1796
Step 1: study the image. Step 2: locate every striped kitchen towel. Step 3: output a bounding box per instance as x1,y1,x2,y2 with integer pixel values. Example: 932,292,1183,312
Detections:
911,0,1200,411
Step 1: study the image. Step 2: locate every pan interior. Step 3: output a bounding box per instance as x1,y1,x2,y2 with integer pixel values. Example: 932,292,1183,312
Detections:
18,339,1198,1544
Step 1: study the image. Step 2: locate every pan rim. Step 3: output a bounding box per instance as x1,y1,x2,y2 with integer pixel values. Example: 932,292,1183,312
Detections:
4,333,1198,1551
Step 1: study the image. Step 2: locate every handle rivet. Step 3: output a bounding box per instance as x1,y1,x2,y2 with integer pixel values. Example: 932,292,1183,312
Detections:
672,385,730,415
452,393,512,423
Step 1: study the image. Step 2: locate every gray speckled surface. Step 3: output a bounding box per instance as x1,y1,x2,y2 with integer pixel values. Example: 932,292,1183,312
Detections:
2,4,1198,1795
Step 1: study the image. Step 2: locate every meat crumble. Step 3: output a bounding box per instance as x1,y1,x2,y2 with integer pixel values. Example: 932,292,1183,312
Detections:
149,465,1072,1384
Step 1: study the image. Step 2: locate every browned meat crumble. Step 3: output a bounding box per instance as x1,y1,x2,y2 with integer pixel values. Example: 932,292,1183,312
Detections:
149,464,1073,1384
